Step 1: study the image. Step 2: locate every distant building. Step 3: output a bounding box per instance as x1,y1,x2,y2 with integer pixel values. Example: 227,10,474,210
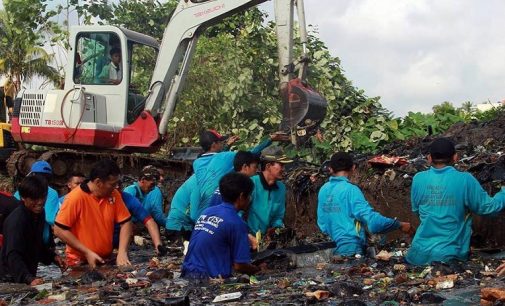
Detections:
475,100,505,112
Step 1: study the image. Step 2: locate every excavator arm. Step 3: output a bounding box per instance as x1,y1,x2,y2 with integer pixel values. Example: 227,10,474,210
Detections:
144,0,327,143
10,0,326,151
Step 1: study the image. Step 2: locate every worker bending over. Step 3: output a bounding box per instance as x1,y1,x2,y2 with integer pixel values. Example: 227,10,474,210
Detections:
55,160,132,268
0,176,66,285
317,152,412,257
406,137,505,265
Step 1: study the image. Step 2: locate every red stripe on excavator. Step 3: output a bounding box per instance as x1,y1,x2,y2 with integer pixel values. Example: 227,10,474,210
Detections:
10,111,160,149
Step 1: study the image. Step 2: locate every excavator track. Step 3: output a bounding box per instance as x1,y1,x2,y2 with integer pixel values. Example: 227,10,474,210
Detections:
6,148,197,192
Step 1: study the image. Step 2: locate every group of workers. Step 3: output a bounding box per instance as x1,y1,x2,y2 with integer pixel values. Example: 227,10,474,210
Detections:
0,131,504,285
0,159,167,284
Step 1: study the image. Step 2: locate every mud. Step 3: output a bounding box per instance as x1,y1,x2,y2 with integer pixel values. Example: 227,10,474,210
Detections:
0,238,500,305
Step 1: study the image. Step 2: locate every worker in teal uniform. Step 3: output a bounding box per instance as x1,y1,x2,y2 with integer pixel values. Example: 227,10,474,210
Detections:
406,137,505,265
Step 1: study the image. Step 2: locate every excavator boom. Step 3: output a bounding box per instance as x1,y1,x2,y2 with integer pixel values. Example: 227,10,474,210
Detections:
7,0,327,182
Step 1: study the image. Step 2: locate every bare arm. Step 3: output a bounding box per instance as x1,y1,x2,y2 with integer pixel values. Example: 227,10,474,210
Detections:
498,262,505,276
116,221,132,266
232,263,260,275
144,218,162,249
54,224,104,268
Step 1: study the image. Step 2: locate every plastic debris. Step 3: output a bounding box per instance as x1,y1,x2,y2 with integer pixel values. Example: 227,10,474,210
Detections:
368,155,408,167
428,274,458,289
34,283,52,291
305,290,330,300
376,250,392,261
47,292,69,301
393,264,406,271
419,266,432,278
212,292,242,303
134,235,148,246
149,257,160,268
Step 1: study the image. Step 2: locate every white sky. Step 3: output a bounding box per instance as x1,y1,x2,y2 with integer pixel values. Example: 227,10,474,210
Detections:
260,0,505,116
2,0,505,116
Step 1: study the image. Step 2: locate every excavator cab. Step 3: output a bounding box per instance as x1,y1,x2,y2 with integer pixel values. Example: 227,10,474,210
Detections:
11,26,162,151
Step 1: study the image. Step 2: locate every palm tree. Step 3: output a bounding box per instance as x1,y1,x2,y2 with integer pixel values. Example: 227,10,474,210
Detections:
0,9,61,94
460,101,474,113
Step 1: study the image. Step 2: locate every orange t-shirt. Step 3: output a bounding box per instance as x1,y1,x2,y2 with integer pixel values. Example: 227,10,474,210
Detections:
56,183,131,265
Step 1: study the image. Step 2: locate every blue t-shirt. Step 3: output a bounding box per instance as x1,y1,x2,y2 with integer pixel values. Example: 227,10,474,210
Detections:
317,176,400,256
182,203,251,279
113,192,151,247
406,166,505,265
247,173,286,235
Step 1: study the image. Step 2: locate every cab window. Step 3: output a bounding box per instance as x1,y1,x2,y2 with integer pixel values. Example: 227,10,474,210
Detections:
74,33,122,85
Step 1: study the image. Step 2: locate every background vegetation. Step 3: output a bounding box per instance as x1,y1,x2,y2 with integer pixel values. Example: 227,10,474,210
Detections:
1,0,502,162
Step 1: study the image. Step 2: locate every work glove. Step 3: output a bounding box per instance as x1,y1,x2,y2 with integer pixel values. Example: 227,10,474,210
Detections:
156,244,168,256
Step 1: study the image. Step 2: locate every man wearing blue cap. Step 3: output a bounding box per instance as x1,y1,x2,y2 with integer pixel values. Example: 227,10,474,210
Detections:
14,161,60,245
406,137,505,265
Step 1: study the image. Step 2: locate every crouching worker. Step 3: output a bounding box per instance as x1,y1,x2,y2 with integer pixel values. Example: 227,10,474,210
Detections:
182,173,262,279
406,138,505,265
317,152,412,257
55,160,133,268
114,192,166,256
0,176,66,285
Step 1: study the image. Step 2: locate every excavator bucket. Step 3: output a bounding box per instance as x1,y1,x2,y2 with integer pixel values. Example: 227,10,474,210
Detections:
280,78,327,142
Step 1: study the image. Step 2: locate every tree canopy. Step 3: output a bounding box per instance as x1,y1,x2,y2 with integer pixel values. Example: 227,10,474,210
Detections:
1,0,501,160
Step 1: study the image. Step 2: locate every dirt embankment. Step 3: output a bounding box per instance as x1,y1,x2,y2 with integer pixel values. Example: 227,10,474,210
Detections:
284,115,505,247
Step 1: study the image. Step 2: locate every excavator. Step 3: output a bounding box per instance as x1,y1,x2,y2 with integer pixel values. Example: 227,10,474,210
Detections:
6,0,327,185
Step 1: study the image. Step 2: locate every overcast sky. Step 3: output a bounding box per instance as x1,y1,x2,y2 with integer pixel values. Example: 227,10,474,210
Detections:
262,0,505,116
2,0,505,116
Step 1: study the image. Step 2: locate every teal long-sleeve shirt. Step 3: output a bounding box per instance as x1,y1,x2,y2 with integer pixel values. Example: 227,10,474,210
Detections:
166,175,197,231
247,173,286,235
192,139,272,221
123,183,166,226
317,176,400,256
406,166,505,266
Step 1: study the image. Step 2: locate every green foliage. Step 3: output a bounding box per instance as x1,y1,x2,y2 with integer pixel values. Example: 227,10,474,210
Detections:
68,1,505,161
0,1,61,87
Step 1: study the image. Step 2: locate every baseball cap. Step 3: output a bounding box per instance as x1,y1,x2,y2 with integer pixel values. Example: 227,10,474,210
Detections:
329,152,354,172
261,146,293,164
30,161,53,175
199,129,229,150
429,137,456,159
141,165,160,181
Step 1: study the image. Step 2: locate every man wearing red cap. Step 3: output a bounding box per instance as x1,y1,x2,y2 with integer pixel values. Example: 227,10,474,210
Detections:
190,130,286,222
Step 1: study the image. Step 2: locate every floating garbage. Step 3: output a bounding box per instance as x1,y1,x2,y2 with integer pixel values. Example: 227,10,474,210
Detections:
305,290,330,300
212,292,242,303
376,250,393,261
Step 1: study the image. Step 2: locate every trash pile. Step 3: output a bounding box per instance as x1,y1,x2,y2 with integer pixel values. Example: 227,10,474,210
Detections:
284,114,505,246
1,116,505,304
0,233,503,305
